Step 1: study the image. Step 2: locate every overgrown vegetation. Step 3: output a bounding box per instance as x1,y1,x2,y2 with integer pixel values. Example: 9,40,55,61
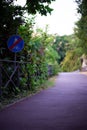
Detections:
61,0,87,72
0,0,87,106
61,34,82,71
0,0,60,103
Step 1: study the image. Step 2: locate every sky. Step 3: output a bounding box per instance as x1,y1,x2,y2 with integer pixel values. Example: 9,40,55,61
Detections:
15,0,79,36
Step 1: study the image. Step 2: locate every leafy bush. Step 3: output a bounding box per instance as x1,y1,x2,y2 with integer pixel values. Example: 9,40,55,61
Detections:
61,49,82,72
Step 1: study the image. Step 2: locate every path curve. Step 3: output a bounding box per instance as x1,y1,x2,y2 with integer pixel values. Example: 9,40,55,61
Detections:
0,72,87,130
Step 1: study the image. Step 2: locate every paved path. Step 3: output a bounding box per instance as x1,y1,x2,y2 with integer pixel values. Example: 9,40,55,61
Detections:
0,72,87,130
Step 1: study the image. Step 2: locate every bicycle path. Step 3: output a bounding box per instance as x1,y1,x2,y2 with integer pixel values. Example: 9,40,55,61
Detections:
0,72,87,130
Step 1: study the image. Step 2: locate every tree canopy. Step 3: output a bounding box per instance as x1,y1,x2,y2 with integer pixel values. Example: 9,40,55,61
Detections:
0,0,55,58
61,0,87,72
75,0,87,54
26,0,55,15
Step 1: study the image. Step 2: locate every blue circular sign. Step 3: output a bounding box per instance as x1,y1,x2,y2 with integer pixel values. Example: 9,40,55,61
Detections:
7,35,24,52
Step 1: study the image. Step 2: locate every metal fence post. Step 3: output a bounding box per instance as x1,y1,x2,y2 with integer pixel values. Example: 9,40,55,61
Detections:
17,63,20,88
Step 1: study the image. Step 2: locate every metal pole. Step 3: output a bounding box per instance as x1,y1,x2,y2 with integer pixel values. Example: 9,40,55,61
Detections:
14,53,16,69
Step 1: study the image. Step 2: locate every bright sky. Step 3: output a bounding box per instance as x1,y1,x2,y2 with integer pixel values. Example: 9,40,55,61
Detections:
15,0,79,36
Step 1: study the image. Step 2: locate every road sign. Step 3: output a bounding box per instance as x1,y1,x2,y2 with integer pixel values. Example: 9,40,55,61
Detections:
7,35,24,52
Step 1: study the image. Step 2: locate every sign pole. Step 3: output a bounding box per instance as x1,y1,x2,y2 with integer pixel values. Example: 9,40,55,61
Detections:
14,52,16,69
7,34,24,88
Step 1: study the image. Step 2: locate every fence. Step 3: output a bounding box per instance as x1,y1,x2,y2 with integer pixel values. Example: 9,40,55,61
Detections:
0,60,31,95
0,60,54,96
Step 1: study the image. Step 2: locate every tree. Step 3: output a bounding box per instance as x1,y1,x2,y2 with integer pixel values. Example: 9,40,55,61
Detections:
61,49,82,72
26,0,55,15
59,34,83,72
0,0,24,58
75,0,87,16
52,35,69,64
75,0,87,54
0,0,55,59
60,0,87,72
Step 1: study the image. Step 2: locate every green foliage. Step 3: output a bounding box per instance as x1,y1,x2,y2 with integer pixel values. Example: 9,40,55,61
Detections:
75,0,87,54
75,16,87,54
0,0,58,98
52,63,60,75
0,0,55,58
0,0,24,58
18,24,59,91
75,0,87,16
26,0,55,15
18,17,35,61
61,0,87,72
53,35,70,64
61,49,82,72
60,33,84,72
45,45,59,64
60,0,87,72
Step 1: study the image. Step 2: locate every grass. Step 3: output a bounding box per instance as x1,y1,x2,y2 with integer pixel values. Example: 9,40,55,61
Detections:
0,76,57,110
40,76,56,89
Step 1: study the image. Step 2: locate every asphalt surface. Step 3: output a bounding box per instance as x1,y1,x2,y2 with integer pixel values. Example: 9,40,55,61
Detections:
0,72,87,130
